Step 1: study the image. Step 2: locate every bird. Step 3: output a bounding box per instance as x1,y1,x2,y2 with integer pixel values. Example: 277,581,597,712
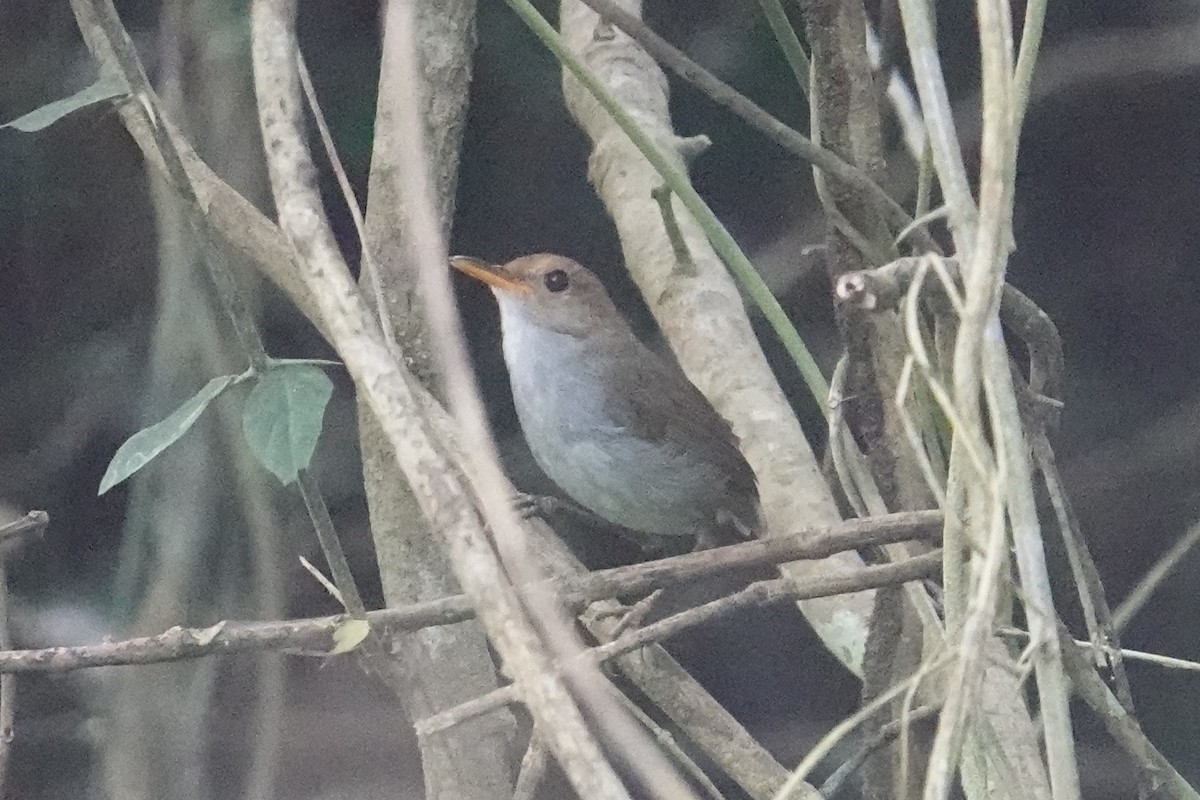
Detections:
451,253,761,553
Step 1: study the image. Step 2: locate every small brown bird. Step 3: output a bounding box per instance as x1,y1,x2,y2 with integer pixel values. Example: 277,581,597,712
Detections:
451,253,760,551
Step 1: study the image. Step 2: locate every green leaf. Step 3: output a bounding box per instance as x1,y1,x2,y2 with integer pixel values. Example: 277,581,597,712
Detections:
329,619,370,655
99,374,240,495
2,75,128,133
242,363,334,485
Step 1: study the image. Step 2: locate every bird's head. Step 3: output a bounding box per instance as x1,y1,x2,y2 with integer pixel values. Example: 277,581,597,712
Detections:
450,253,623,338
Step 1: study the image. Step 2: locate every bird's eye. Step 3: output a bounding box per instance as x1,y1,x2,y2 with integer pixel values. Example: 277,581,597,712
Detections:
543,269,570,293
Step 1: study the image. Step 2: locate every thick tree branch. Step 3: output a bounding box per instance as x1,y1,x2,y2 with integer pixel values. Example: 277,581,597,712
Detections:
355,3,518,799
251,1,634,796
571,0,937,253
558,0,875,677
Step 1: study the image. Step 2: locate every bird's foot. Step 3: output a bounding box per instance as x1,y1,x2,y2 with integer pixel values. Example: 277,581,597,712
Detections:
511,492,609,526
511,491,556,519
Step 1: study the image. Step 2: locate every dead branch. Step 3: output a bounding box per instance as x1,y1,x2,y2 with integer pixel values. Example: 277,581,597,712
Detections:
836,255,1064,405
0,511,940,675
418,551,941,735
819,704,941,799
1057,620,1198,800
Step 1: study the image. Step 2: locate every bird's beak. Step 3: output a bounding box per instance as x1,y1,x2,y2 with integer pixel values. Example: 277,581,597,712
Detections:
449,256,530,295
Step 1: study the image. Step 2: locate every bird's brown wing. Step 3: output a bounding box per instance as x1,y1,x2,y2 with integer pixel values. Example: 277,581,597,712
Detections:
600,337,760,527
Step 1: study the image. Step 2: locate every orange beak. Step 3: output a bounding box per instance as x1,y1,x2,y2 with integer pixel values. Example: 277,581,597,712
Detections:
449,256,530,295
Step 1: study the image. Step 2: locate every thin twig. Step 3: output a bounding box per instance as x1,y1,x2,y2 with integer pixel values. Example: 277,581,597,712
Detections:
998,627,1200,672
241,462,286,800
0,614,412,675
414,685,521,737
0,562,16,797
297,555,344,606
592,552,941,665
1011,0,1048,141
819,704,940,799
757,0,810,93
1034,435,1136,719
1056,619,1199,800
296,469,364,614
0,512,939,675
572,0,937,254
865,20,926,164
1112,649,1200,672
418,553,941,736
895,0,977,247
1114,519,1200,634
651,185,698,276
295,47,398,356
569,511,939,601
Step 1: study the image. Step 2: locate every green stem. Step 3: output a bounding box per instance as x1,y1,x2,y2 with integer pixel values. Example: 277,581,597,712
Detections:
505,0,831,407
1012,0,1048,128
297,468,366,616
757,0,810,95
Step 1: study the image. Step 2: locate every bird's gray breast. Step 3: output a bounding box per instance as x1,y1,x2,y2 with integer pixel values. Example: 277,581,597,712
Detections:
499,312,723,539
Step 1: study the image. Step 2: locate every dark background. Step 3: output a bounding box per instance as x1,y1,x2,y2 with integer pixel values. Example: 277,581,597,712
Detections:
1,0,1198,797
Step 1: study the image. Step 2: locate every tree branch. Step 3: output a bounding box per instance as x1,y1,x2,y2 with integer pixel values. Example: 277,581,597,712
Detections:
418,551,942,736
836,255,1064,407
354,3,520,799
1057,620,1198,800
251,1,635,796
0,512,939,675
557,0,875,677
571,0,936,253
0,511,38,798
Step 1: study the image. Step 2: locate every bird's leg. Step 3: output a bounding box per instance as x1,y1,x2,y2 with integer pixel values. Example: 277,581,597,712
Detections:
514,492,684,554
